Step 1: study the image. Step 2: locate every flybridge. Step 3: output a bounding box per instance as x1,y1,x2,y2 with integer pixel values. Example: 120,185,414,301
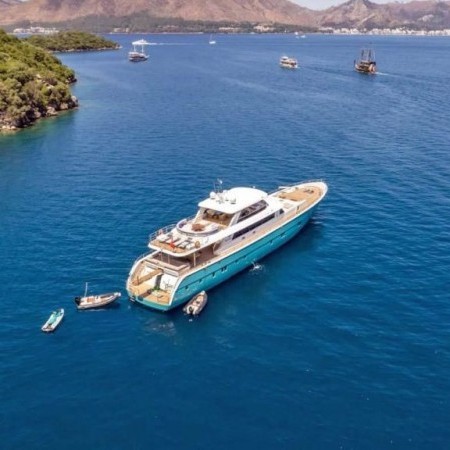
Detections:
198,187,267,215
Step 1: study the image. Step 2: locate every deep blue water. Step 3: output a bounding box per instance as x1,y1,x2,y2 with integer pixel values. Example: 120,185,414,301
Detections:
1,34,449,449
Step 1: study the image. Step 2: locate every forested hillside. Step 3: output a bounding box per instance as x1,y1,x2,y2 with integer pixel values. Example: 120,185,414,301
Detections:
26,31,119,52
0,29,77,130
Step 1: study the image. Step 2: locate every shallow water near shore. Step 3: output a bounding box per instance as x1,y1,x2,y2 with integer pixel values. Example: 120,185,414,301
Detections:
1,34,450,449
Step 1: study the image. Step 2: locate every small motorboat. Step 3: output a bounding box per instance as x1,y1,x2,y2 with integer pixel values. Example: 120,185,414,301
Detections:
279,56,298,69
183,291,208,316
41,308,64,333
74,283,121,310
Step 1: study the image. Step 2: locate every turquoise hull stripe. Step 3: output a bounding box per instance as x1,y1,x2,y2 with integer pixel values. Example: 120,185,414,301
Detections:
132,207,315,311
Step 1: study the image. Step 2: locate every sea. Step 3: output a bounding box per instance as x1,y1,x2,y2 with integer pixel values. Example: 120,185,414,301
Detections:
0,33,449,449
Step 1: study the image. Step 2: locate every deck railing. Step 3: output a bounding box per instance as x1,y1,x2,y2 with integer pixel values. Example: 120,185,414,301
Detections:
269,179,325,195
148,223,177,245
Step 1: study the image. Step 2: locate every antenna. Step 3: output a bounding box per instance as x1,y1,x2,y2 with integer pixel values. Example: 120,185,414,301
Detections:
214,178,223,193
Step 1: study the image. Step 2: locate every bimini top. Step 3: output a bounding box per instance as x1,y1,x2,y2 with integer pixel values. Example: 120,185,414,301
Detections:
132,39,150,46
198,187,268,215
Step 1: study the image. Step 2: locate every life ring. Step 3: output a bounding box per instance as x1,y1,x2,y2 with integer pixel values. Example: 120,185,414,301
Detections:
195,241,201,249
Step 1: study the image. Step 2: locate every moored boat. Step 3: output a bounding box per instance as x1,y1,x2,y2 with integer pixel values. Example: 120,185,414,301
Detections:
354,48,376,74
280,56,298,69
41,308,64,333
127,180,327,312
183,291,208,316
74,283,121,310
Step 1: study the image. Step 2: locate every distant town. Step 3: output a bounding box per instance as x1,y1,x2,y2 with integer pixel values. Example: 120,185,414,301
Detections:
12,26,58,34
326,27,450,36
11,25,450,37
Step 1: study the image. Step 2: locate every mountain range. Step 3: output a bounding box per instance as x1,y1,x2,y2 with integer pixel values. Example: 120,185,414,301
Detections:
1,0,450,30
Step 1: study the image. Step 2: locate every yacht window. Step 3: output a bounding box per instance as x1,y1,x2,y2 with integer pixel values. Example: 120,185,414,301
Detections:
233,213,276,239
203,209,216,219
203,209,232,226
237,200,267,223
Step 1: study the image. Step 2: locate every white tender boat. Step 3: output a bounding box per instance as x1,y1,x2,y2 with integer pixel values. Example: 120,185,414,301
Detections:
75,283,121,310
183,291,208,316
41,308,64,333
127,180,327,312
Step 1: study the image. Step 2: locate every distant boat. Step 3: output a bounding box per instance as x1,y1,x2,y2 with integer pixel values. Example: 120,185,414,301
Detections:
209,35,216,45
183,291,208,316
354,48,376,74
280,55,298,69
74,282,121,310
128,39,150,62
41,308,64,333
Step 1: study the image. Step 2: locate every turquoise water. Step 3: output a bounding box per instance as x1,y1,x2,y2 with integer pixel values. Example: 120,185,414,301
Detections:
1,34,449,449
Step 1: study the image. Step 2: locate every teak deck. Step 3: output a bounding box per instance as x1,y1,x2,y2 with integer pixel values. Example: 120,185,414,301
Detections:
276,185,323,207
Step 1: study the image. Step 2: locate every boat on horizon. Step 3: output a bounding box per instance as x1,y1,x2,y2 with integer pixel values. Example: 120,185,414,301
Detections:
126,180,327,312
209,35,216,45
128,39,150,62
280,56,298,69
354,48,376,74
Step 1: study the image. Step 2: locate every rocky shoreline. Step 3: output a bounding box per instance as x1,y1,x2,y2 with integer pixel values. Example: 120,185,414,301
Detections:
0,31,121,132
0,94,79,132
0,71,79,132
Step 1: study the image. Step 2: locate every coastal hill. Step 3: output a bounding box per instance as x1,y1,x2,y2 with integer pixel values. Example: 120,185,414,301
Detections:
320,0,394,28
320,0,450,30
0,0,449,30
0,0,318,27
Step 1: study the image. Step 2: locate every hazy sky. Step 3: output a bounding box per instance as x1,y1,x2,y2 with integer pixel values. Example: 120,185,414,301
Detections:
293,0,408,9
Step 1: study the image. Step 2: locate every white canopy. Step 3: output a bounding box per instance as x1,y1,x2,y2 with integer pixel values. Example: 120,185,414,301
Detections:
132,39,150,46
198,187,267,215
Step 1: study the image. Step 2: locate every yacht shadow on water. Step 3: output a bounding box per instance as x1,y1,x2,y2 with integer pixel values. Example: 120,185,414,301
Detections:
264,216,326,262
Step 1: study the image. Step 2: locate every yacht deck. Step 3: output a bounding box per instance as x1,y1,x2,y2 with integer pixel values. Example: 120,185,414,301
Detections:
275,185,323,209
150,218,227,253
129,283,171,305
141,290,171,305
